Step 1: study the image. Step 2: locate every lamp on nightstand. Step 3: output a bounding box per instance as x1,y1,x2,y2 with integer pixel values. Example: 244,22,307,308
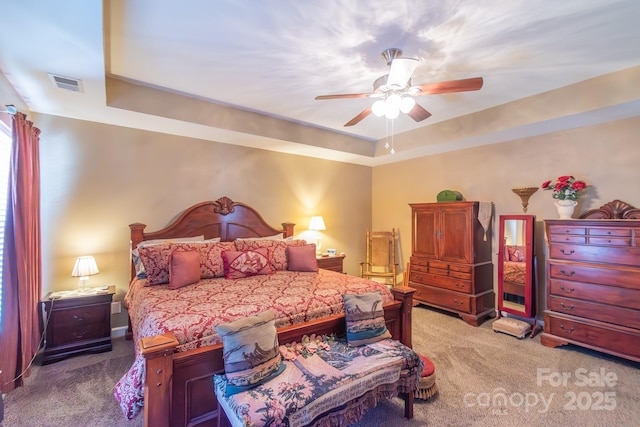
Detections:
72,256,99,291
308,216,326,254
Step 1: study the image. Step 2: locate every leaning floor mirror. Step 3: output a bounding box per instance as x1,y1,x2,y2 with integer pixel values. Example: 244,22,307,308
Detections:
497,215,538,335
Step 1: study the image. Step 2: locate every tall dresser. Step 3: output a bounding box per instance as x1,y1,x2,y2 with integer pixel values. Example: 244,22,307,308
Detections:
407,201,494,326
542,202,640,362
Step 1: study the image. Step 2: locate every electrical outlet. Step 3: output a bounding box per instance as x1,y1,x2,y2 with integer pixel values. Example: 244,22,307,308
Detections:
111,302,121,315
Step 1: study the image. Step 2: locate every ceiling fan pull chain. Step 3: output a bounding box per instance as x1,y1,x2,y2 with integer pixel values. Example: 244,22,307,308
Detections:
385,117,390,150
390,119,395,154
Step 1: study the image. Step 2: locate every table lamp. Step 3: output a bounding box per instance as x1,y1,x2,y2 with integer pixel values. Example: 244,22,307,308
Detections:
72,255,99,291
308,216,326,254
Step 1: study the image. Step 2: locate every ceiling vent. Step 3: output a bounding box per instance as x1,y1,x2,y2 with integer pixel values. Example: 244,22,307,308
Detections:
48,73,83,92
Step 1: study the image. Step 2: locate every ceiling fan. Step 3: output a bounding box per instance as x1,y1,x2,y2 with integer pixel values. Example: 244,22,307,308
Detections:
315,48,484,127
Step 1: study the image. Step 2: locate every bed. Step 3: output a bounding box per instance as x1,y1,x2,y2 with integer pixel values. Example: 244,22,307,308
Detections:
113,196,415,427
503,245,526,297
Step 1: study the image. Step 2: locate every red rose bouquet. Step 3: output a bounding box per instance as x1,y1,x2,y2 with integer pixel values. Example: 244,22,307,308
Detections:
541,176,587,201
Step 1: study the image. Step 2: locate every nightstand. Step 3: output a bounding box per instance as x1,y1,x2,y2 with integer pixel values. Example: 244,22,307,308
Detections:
40,285,115,364
316,254,346,273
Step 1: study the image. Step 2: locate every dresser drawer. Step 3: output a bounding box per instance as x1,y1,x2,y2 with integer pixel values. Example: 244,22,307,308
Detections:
50,323,111,347
51,304,109,328
588,228,632,237
547,295,640,329
588,237,631,246
550,278,640,309
549,235,586,244
546,314,640,359
548,262,640,290
549,243,639,266
410,257,428,267
548,226,586,235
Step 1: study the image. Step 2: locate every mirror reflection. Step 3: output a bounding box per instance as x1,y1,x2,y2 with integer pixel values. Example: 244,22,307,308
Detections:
498,215,535,319
502,219,527,312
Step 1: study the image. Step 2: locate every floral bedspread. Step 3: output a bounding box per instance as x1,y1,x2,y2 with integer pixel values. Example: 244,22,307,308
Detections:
215,338,422,427
113,270,393,420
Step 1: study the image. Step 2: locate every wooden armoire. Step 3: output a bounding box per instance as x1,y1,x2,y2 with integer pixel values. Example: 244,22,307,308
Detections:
407,201,494,326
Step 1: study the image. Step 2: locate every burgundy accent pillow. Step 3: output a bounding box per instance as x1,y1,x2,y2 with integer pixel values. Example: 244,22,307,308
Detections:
287,244,318,272
222,247,274,279
235,239,306,270
169,250,201,290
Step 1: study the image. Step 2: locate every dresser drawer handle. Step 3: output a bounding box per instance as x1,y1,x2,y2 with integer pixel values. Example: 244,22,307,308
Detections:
559,270,575,276
73,331,88,339
73,314,85,322
559,324,575,334
559,285,575,293
560,249,575,255
453,299,464,306
414,274,423,281
560,302,575,311
455,283,465,289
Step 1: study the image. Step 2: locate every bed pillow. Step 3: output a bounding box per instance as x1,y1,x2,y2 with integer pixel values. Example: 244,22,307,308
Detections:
132,235,206,279
235,239,306,271
287,244,318,272
169,250,201,290
507,245,526,262
222,247,274,279
343,292,391,346
215,310,285,396
138,241,234,285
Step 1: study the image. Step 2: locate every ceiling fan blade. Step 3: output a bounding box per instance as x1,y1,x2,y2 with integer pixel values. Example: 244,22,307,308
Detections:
387,58,418,88
415,77,484,95
315,93,371,100
344,106,372,127
407,103,432,122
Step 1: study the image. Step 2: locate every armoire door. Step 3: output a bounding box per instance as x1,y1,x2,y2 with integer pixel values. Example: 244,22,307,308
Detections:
412,206,438,259
439,205,472,264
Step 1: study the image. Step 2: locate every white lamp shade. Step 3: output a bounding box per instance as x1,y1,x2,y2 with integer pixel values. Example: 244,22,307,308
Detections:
371,100,386,117
399,96,416,113
308,216,326,231
72,256,99,277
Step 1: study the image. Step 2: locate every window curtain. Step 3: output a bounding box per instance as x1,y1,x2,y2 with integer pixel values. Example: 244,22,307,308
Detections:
0,112,41,393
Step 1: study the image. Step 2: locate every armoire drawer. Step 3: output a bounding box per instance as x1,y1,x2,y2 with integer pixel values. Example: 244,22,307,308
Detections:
409,270,471,293
546,314,640,359
547,295,640,329
416,286,472,313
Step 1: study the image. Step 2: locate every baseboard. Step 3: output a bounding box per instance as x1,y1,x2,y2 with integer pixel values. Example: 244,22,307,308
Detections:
111,326,128,339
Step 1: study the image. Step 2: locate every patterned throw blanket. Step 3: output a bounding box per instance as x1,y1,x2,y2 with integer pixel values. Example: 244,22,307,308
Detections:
114,270,394,420
215,338,422,427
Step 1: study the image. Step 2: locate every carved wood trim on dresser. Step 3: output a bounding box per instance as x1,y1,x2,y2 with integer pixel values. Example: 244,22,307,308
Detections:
541,200,640,362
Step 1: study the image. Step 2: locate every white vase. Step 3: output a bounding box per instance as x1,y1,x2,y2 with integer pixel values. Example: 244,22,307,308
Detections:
554,200,577,219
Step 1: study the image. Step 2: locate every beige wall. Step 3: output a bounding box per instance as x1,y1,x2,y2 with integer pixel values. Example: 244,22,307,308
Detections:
372,116,640,313
36,114,372,328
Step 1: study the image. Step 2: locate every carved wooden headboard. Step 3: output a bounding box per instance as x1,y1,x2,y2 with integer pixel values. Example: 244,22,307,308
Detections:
129,196,295,279
579,200,640,219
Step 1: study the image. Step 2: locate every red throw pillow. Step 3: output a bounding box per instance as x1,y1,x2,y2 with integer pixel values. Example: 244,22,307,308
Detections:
169,250,201,290
287,244,319,272
235,239,306,270
222,247,274,279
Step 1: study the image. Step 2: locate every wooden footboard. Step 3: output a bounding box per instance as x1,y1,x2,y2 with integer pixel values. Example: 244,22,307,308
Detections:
140,286,415,427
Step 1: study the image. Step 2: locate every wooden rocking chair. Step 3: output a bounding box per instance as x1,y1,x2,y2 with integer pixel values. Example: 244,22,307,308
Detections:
360,229,398,287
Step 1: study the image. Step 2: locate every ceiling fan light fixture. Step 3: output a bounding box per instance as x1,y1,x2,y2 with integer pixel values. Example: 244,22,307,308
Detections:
384,102,400,119
372,100,386,117
399,96,416,113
